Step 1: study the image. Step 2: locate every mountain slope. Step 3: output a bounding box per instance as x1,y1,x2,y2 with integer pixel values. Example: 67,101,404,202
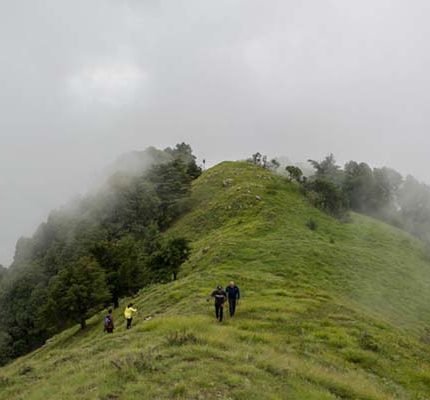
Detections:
1,161,430,400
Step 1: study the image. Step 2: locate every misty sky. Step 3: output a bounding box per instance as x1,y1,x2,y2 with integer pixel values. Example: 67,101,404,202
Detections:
1,0,430,266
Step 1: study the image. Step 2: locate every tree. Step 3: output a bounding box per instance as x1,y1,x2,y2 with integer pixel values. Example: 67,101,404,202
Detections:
91,235,149,309
397,175,430,242
269,159,280,171
342,162,403,216
372,167,403,211
147,236,190,282
102,177,160,236
251,152,262,165
308,154,344,186
343,161,374,212
262,155,268,168
0,264,49,361
90,240,122,308
148,160,194,228
304,179,348,217
0,331,13,365
162,237,190,281
285,166,303,183
0,265,6,282
44,257,110,330
165,142,202,180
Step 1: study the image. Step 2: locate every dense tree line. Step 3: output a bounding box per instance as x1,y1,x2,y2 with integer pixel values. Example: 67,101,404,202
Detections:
286,154,430,243
0,143,198,365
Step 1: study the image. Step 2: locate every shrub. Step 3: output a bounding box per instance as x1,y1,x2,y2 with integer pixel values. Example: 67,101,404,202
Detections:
286,165,303,182
0,376,9,389
420,328,430,345
306,219,318,231
359,332,380,353
132,352,160,373
166,330,201,346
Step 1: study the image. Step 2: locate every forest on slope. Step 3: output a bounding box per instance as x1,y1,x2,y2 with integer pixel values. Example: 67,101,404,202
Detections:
0,143,201,365
281,153,430,246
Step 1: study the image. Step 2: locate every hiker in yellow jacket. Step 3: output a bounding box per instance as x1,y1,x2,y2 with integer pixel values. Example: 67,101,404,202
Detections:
124,303,137,329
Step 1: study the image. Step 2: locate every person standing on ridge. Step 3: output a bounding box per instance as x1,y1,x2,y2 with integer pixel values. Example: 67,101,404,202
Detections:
225,281,240,317
210,285,227,322
104,308,114,333
124,303,137,329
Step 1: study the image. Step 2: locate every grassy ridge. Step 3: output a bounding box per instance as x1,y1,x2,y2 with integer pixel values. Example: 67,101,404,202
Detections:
1,161,430,399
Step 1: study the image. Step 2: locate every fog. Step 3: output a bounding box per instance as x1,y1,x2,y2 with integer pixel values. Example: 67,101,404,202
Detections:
1,0,430,265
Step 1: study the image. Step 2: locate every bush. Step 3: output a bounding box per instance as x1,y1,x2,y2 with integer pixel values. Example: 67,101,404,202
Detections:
359,332,380,352
420,328,430,345
132,351,161,373
166,329,201,346
0,376,9,389
343,349,377,369
306,219,318,231
286,165,303,182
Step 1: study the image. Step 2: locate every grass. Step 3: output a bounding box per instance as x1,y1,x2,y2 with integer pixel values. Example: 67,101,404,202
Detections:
1,161,430,399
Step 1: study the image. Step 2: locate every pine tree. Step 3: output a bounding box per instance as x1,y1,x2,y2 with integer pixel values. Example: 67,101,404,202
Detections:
45,257,110,330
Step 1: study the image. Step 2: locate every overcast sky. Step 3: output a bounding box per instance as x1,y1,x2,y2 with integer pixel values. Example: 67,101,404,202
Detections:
1,0,430,266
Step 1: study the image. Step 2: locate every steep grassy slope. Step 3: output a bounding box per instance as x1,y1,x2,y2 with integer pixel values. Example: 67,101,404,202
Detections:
1,162,430,400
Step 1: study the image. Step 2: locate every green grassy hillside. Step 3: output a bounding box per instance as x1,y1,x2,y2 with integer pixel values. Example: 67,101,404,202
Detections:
1,161,430,400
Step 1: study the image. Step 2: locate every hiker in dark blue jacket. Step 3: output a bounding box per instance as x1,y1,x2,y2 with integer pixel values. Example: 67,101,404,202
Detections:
225,281,240,317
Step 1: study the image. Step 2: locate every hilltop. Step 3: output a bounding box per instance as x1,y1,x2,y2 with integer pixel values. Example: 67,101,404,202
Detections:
1,161,430,399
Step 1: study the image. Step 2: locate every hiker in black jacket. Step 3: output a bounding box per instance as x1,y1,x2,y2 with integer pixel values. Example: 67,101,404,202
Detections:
210,285,227,322
225,281,240,317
